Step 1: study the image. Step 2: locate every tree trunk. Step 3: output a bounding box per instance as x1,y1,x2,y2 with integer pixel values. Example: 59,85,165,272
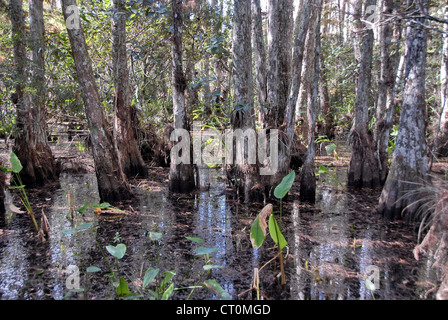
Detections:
347,0,380,189
300,0,322,203
374,0,403,184
112,0,147,179
252,0,268,123
377,0,429,221
61,0,131,203
9,0,58,188
278,0,313,183
169,0,196,194
0,159,5,216
229,0,261,203
433,0,448,157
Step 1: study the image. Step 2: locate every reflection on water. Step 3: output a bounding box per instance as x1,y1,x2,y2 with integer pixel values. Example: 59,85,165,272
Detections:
0,166,438,300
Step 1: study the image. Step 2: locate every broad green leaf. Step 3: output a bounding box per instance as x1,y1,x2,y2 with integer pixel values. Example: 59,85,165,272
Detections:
9,152,23,174
268,215,288,250
61,222,93,235
77,201,90,214
250,204,273,248
161,283,174,300
203,265,223,271
274,171,295,199
91,202,111,209
203,279,231,300
194,247,218,256
106,243,126,259
185,236,204,243
86,266,101,273
116,277,130,297
148,232,162,241
160,271,176,289
143,267,159,289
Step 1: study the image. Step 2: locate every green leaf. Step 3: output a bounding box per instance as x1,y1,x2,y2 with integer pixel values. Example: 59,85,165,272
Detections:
116,277,130,297
91,202,111,209
193,247,218,256
61,222,93,235
148,232,162,241
250,204,273,249
106,243,127,259
77,201,90,214
160,271,176,289
185,236,204,243
274,171,295,199
0,166,11,173
9,152,23,173
203,279,231,300
268,215,288,250
203,265,223,271
86,266,101,273
143,267,159,289
161,283,174,300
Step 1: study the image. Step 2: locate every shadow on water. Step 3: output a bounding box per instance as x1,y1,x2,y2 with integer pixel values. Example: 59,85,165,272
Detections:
0,165,440,300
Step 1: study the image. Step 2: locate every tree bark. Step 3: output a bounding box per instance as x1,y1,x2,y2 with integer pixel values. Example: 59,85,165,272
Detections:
0,159,5,216
112,0,147,179
277,0,313,183
347,0,380,189
61,0,131,203
433,0,448,157
377,0,429,221
374,0,403,184
168,0,196,194
229,0,262,203
300,0,322,203
9,0,58,188
252,0,268,123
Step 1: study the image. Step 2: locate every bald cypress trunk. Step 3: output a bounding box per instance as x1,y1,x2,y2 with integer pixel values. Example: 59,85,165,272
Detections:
252,0,268,123
347,0,380,189
112,0,147,179
434,0,448,157
61,0,131,203
377,0,429,220
228,0,262,203
168,0,196,193
0,159,5,216
9,0,57,187
300,0,322,203
277,0,312,185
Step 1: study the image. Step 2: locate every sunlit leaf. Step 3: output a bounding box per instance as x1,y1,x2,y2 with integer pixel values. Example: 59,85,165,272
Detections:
185,236,204,243
148,232,162,241
77,201,89,214
269,215,288,250
106,243,126,259
194,247,218,256
203,279,231,300
250,204,273,248
143,267,159,289
86,266,101,273
9,152,22,174
274,171,295,199
203,265,223,271
161,283,174,300
116,277,130,297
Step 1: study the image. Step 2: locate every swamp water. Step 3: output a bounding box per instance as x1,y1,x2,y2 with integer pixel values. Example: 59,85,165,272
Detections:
0,166,439,300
